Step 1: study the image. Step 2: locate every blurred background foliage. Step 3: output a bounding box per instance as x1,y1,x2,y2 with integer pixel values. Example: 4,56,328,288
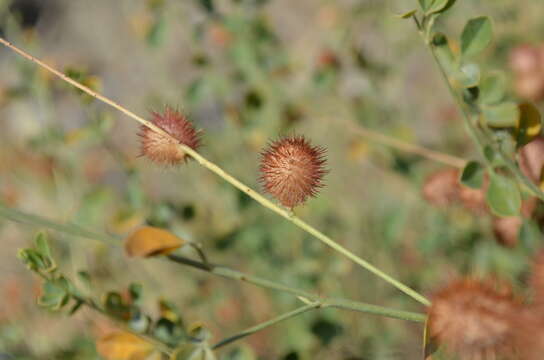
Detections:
0,0,543,359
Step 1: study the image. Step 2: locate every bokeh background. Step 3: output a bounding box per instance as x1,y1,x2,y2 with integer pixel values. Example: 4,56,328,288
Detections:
1,0,544,359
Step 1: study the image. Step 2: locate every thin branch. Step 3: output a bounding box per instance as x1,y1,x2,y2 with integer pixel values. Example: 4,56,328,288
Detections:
345,120,466,168
212,302,322,350
168,255,427,323
0,203,117,245
0,203,427,323
0,37,430,306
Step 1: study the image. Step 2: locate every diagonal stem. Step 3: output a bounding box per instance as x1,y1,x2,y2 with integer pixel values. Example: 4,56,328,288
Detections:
412,13,544,201
167,255,427,323
0,37,430,306
0,204,427,323
211,302,322,350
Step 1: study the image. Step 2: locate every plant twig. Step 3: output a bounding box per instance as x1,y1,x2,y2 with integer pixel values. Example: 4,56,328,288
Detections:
0,203,116,245
0,37,430,306
0,204,427,323
212,302,322,350
412,13,544,201
168,255,427,323
344,119,466,168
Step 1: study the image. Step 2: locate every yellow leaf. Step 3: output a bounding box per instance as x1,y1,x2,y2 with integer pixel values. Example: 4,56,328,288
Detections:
516,102,542,146
96,331,154,360
124,226,185,258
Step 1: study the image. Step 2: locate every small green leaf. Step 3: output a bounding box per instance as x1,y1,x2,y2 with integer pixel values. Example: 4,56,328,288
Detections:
432,33,457,76
129,283,143,303
495,130,517,158
18,249,43,271
519,220,541,252
482,102,520,128
38,277,71,310
18,248,55,273
480,72,506,104
147,16,167,47
461,16,493,58
486,173,521,216
428,0,457,14
454,63,480,88
516,102,542,147
35,232,52,259
460,161,484,189
396,9,417,19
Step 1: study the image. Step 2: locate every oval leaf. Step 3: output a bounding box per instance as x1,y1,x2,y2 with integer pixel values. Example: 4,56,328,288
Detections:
432,33,457,76
516,102,542,147
486,173,521,217
460,161,484,189
480,72,506,104
125,226,185,258
482,102,520,128
96,331,154,360
428,0,456,14
461,16,493,58
454,63,480,88
38,277,70,310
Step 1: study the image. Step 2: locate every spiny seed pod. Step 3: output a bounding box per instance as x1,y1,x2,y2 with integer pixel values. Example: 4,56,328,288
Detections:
139,107,200,166
259,135,327,209
511,307,544,360
427,279,520,360
530,251,544,305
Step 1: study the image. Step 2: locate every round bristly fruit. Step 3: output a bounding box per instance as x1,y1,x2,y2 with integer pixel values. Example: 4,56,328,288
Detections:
428,278,520,360
259,135,328,209
139,107,200,165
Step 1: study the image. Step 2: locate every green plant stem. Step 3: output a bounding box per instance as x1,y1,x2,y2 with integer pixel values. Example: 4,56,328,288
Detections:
412,15,489,160
0,203,117,245
0,37,430,306
412,13,544,201
212,302,322,350
0,204,426,323
167,255,427,323
346,119,466,168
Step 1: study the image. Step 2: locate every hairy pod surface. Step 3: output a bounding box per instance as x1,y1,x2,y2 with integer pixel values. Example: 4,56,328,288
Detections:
259,135,327,209
139,107,200,165
428,279,520,360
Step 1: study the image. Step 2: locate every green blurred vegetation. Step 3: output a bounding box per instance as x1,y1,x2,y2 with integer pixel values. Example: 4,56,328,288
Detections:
1,0,544,359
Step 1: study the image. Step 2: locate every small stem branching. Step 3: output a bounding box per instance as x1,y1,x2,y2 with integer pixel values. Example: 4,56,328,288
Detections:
0,203,427,323
211,302,322,350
